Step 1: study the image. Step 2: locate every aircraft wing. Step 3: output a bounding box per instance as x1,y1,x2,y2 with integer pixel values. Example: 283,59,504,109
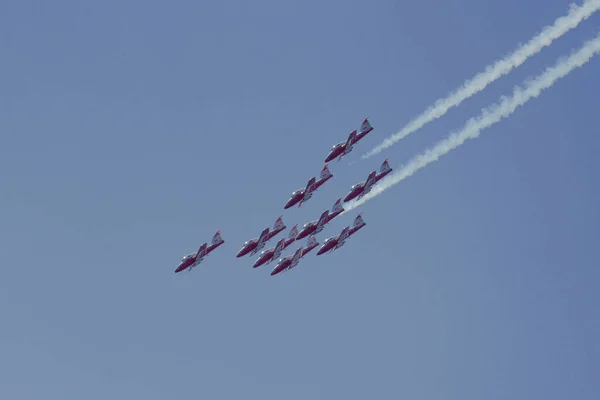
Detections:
335,226,350,249
256,228,270,250
288,247,303,270
195,243,208,260
358,171,377,199
315,210,329,234
302,177,317,202
190,243,208,269
342,130,357,156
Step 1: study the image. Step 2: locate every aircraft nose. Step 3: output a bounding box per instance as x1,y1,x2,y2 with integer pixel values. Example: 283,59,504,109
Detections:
295,229,308,240
236,248,246,258
270,263,286,275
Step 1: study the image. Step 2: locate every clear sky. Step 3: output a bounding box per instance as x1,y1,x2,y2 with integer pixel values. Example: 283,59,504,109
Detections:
1,0,599,398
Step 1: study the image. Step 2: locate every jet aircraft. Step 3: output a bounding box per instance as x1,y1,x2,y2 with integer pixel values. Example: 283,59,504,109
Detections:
175,231,225,273
270,235,319,276
317,214,366,255
252,224,298,268
295,198,344,241
236,216,286,258
325,117,373,162
343,159,392,202
284,165,334,209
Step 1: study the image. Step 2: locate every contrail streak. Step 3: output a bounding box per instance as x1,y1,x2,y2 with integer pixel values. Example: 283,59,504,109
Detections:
345,33,600,211
362,0,600,159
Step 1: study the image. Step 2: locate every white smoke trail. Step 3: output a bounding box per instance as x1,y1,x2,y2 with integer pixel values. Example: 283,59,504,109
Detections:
362,0,600,159
345,33,600,211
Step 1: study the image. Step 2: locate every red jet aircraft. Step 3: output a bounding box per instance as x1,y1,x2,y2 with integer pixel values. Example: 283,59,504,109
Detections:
270,235,319,276
316,214,366,255
343,159,392,203
284,165,334,209
295,198,344,241
236,216,286,258
252,224,298,268
325,117,374,162
175,231,225,273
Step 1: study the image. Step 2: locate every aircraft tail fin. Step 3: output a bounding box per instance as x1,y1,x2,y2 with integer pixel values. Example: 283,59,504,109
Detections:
306,234,319,250
211,230,224,246
359,117,373,134
319,164,333,180
288,224,299,240
353,214,366,229
273,216,285,231
331,198,344,214
379,158,392,175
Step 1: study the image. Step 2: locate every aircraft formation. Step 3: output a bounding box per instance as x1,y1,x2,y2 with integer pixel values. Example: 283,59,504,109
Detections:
174,117,391,276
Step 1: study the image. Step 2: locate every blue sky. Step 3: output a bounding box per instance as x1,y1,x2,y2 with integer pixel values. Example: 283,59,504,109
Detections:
1,0,599,398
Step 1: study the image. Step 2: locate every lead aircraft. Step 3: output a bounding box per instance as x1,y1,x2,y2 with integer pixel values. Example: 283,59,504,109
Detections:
284,165,334,209
175,231,225,273
236,216,286,257
343,159,392,202
316,214,366,255
325,117,373,162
